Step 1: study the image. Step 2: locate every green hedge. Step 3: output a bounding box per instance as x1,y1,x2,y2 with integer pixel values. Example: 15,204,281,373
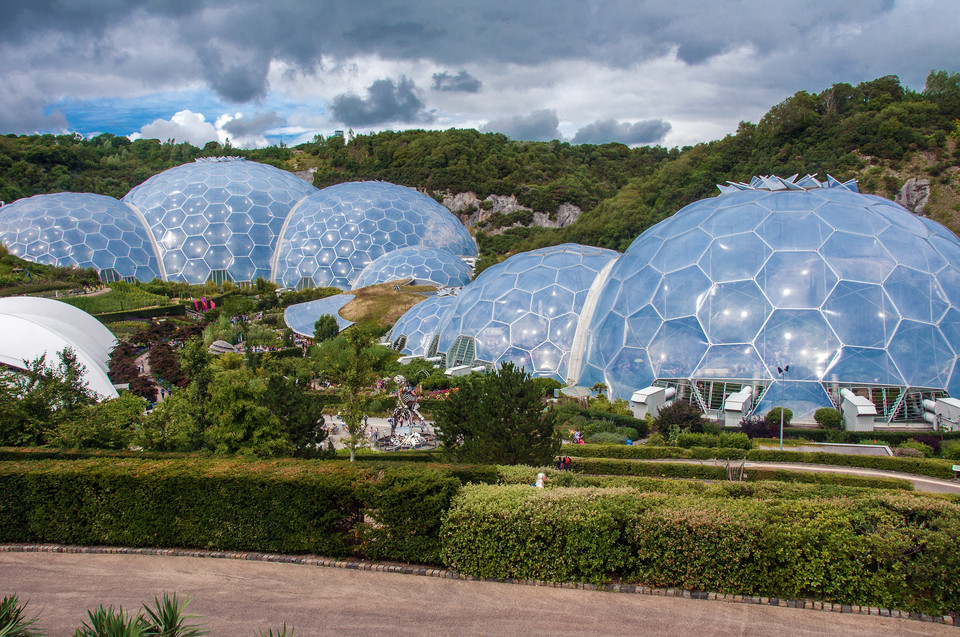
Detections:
441,485,960,614
747,450,957,479
565,443,958,480
94,302,186,322
568,457,913,490
0,459,460,565
776,428,960,446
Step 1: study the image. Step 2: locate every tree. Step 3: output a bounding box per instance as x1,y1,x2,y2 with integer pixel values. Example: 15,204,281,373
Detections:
262,373,329,456
313,314,340,343
202,368,293,457
50,392,146,450
15,348,96,446
337,328,377,461
435,362,560,465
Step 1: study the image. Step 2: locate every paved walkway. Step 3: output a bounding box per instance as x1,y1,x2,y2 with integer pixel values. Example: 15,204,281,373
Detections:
3,551,951,636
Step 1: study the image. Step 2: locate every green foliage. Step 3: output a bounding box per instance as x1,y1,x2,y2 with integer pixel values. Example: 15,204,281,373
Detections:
747,449,956,479
312,314,339,343
0,593,42,637
718,432,752,450
60,282,169,315
203,368,294,457
436,363,560,465
74,604,148,637
50,392,146,450
652,401,705,434
441,484,960,613
814,407,843,429
765,407,793,427
942,439,960,461
676,432,717,449
899,440,934,458
586,431,628,445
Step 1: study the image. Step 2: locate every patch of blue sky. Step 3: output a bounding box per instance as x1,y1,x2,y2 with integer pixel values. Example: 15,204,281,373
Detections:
46,89,329,142
46,88,224,136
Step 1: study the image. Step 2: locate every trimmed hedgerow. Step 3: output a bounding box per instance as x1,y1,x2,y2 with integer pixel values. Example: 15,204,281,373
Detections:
440,485,960,614
0,458,467,564
746,450,957,479
567,457,913,490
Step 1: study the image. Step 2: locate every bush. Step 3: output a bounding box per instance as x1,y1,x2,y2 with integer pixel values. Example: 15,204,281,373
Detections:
587,431,628,445
765,407,793,427
653,401,705,434
441,484,960,613
893,447,925,458
814,407,843,429
676,433,717,449
899,440,934,458
739,415,778,439
942,439,960,461
619,427,639,441
718,432,752,450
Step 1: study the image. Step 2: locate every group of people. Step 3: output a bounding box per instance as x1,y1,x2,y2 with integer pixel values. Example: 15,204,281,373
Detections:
572,431,586,444
555,455,571,471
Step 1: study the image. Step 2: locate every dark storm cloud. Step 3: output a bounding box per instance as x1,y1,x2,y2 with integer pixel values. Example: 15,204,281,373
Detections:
0,0,909,105
481,110,561,142
572,119,672,146
221,111,286,138
432,71,482,93
330,77,434,126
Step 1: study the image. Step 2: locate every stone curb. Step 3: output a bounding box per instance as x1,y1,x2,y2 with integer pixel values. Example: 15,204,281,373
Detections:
2,543,954,626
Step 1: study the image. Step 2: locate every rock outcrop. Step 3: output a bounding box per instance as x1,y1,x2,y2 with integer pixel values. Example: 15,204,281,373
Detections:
895,178,931,215
441,192,581,231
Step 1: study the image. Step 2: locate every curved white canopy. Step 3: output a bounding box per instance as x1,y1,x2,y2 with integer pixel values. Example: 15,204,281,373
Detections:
0,297,118,399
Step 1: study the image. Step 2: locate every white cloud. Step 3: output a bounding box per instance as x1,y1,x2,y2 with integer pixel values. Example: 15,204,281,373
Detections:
138,110,219,146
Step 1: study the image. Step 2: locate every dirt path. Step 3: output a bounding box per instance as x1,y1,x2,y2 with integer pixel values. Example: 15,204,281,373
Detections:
3,552,950,637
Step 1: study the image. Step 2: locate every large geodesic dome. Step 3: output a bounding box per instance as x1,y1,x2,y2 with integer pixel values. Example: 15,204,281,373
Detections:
433,243,619,381
124,158,318,284
576,175,960,423
273,181,477,290
352,246,472,290
386,294,457,357
0,193,162,282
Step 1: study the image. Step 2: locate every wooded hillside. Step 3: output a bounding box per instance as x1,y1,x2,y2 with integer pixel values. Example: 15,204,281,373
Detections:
2,71,958,263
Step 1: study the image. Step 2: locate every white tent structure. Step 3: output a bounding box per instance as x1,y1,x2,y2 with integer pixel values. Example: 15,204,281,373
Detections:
0,296,118,399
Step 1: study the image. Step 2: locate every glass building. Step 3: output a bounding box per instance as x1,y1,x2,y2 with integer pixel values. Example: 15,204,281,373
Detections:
576,175,960,422
386,294,457,357
0,192,162,282
273,181,477,290
124,158,318,284
352,246,472,290
432,243,620,381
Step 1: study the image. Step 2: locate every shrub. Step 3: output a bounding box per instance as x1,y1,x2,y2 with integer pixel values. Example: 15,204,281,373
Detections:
899,440,934,458
676,433,717,449
942,439,960,461
645,433,667,446
893,447,925,458
739,415,778,438
587,431,628,445
702,422,721,436
653,401,705,434
441,484,960,613
619,427,639,441
814,407,843,429
718,432,752,450
765,407,793,427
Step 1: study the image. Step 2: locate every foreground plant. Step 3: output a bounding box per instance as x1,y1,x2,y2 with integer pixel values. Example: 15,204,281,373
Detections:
142,594,207,637
72,605,147,637
0,594,43,637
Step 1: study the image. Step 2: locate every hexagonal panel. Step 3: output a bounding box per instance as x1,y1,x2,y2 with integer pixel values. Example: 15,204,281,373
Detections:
697,280,772,344
757,251,837,309
755,309,840,381
822,281,899,348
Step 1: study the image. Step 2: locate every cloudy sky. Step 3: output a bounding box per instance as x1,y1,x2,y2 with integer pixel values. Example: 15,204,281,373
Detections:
3,0,958,149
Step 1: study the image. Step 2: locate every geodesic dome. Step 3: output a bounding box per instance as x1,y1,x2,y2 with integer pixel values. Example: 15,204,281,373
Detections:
273,181,477,290
387,294,457,357
123,158,318,284
575,175,960,422
434,243,619,381
0,193,161,282
352,246,472,290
